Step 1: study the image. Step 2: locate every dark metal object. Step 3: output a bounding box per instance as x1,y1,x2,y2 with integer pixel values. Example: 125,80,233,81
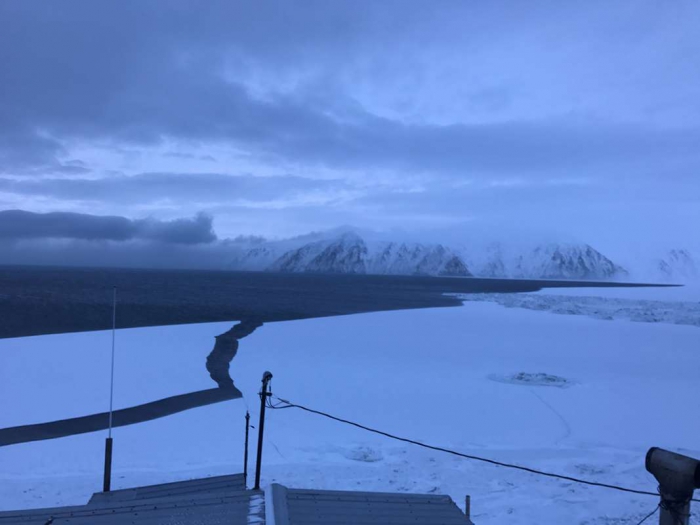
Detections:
243,411,250,489
646,447,700,525
253,371,272,491
102,437,113,492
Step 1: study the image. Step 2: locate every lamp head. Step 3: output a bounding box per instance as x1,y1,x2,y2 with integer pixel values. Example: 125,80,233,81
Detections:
646,447,700,498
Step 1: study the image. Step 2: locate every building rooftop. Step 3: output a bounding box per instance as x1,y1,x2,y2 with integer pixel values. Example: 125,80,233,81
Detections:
0,474,471,525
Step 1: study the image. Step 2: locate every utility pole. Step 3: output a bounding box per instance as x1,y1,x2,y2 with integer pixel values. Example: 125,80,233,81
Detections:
253,371,273,491
243,411,250,489
645,447,700,525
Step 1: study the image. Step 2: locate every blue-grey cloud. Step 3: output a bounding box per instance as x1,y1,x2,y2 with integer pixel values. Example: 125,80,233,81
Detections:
0,173,350,205
2,1,699,181
0,210,216,244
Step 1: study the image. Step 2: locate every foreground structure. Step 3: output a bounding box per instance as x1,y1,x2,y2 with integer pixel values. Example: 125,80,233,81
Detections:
0,474,471,524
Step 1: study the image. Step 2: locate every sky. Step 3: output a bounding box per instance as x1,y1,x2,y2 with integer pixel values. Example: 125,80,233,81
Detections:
1,0,699,266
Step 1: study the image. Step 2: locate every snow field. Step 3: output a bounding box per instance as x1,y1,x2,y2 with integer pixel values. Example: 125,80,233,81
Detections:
1,292,699,524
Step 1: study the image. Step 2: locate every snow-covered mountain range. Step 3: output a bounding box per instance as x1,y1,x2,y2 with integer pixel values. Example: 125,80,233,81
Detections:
231,232,472,277
228,230,651,281
465,242,628,280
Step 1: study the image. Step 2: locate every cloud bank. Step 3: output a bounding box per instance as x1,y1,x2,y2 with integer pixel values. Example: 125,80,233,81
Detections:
0,210,216,244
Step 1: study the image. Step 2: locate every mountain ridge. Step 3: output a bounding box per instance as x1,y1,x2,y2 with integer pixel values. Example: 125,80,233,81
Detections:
228,230,639,281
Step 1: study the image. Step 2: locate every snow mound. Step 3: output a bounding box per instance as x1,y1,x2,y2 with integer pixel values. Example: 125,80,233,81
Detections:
341,445,384,463
488,372,574,388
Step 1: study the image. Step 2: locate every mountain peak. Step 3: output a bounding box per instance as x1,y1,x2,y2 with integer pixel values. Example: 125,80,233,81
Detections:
657,249,698,282
516,242,627,280
231,230,473,277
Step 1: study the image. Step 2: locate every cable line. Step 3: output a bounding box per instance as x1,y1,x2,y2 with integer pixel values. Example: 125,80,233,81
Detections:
268,394,699,503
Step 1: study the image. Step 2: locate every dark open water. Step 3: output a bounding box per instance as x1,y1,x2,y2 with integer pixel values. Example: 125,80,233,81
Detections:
0,265,660,339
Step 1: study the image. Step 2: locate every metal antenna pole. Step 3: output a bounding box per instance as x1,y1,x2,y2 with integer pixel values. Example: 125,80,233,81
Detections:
103,286,117,492
243,411,250,488
108,286,117,436
253,371,272,491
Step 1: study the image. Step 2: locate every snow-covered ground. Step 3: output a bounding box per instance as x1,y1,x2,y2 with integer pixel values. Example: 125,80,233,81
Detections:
1,287,699,524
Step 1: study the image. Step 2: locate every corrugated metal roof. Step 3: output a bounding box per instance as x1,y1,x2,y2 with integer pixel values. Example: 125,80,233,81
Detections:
87,473,246,504
270,484,469,525
0,475,262,525
1,477,470,525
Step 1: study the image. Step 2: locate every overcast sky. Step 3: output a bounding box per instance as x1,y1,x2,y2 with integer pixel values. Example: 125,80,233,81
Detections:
1,0,699,260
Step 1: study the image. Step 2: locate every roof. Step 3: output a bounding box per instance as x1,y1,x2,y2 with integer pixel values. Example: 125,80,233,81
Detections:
268,484,470,525
87,473,246,504
0,474,262,525
0,475,470,525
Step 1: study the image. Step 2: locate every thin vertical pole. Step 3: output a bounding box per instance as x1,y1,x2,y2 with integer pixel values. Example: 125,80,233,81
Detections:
103,286,117,492
108,286,117,436
243,411,250,488
253,371,272,491
103,437,113,492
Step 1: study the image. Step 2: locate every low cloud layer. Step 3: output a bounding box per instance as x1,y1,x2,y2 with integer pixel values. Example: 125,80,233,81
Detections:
0,210,216,244
0,173,353,207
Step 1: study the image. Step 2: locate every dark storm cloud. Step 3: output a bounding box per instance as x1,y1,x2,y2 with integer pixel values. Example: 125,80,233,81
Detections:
2,1,699,179
136,213,217,244
0,239,234,270
0,172,349,205
0,0,371,172
0,210,216,244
